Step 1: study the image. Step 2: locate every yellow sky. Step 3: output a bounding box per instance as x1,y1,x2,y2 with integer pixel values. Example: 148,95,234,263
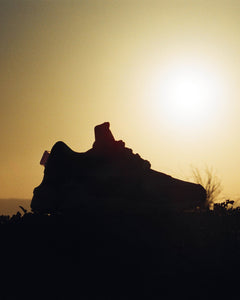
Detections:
1,0,240,203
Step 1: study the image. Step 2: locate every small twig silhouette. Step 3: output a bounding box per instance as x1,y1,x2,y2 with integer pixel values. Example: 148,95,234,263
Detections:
19,206,28,214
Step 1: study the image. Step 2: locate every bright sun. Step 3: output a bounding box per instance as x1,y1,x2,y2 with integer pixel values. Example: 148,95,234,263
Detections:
147,60,225,132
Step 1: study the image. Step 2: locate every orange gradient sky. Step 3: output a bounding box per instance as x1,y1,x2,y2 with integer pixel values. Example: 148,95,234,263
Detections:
1,1,240,205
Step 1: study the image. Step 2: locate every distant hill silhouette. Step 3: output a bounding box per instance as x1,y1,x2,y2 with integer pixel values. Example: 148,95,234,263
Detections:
31,122,206,215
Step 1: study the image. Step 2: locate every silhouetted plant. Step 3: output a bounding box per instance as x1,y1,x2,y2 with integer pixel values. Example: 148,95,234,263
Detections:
191,166,222,207
213,199,235,215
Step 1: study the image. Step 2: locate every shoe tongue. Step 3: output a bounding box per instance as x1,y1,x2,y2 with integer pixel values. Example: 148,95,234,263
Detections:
93,122,116,149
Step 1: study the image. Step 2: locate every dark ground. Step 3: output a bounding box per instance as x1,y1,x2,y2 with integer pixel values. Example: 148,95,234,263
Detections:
1,204,240,299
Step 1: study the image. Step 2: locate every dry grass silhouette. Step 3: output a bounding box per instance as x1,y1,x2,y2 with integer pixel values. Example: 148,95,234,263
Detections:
191,166,222,206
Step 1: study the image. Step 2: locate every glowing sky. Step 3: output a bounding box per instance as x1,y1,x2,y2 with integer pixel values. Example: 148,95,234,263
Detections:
1,0,240,204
